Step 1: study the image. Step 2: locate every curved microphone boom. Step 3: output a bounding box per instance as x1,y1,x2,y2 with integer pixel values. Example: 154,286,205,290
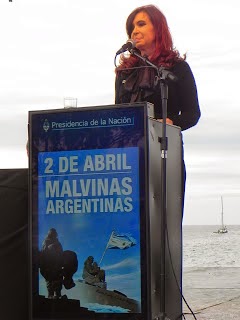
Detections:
116,39,136,55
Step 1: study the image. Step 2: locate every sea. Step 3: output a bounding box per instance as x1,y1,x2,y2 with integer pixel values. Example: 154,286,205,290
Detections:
183,225,240,268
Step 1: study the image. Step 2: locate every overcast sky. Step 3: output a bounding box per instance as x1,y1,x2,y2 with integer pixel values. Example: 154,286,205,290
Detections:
0,0,240,225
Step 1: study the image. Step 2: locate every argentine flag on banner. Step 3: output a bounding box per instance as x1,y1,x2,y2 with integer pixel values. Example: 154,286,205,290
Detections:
107,231,136,250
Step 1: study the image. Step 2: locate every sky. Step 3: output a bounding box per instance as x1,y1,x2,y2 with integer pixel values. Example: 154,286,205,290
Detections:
0,0,240,225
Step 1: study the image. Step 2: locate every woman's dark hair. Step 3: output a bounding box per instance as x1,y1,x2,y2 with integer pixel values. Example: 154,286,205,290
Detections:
116,4,184,71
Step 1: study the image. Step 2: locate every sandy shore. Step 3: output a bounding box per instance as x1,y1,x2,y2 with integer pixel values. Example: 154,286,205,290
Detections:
182,267,240,319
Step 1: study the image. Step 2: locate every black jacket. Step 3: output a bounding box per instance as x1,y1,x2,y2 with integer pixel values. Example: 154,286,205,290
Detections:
115,60,201,131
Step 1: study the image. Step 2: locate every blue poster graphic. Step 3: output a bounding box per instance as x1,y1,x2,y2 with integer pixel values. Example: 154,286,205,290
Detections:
30,105,147,318
38,147,141,313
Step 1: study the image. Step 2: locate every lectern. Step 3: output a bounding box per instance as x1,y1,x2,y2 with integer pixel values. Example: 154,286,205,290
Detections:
28,102,182,320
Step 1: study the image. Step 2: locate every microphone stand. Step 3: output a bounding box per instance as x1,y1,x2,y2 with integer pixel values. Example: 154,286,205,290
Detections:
130,49,177,320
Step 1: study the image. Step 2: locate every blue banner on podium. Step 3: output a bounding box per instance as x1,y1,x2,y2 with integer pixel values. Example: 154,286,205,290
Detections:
29,104,150,319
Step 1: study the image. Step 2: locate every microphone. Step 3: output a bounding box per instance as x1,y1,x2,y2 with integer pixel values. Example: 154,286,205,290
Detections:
116,39,136,55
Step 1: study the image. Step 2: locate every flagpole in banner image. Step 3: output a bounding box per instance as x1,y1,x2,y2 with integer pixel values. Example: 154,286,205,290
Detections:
98,231,136,265
99,231,115,265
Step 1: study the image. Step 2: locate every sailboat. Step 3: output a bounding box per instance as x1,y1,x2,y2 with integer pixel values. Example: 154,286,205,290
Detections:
215,196,228,234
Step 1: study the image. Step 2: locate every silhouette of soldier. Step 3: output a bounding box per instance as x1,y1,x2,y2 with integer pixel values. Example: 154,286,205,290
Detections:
92,262,105,283
39,228,63,299
82,256,105,286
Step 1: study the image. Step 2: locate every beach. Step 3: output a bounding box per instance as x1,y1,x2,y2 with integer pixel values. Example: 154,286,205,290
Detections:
182,225,240,319
182,267,240,319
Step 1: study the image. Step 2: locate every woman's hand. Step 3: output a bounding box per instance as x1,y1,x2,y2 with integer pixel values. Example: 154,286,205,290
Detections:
157,118,173,125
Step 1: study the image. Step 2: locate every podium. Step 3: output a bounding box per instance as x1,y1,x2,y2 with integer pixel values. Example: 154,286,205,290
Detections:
28,102,183,320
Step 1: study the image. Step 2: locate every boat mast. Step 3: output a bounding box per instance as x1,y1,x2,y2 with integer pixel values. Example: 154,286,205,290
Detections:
221,195,224,228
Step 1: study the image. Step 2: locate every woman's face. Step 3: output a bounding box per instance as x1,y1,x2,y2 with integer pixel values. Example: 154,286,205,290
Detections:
131,11,156,56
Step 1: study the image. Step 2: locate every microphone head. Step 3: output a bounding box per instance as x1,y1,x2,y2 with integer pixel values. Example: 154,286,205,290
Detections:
116,39,136,55
126,39,136,50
